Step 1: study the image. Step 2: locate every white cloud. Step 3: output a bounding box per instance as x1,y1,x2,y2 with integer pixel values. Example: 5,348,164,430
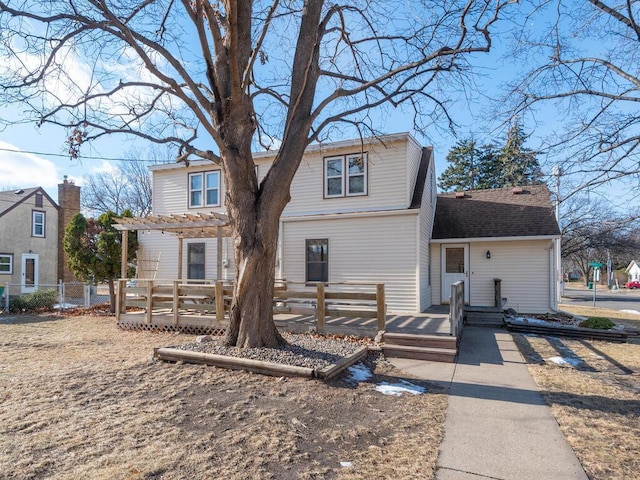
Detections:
0,141,60,190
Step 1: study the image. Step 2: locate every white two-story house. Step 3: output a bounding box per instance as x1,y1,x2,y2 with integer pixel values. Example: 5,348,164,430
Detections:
134,133,561,314
137,133,436,312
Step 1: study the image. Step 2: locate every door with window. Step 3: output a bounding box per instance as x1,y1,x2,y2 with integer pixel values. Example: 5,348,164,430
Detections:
441,244,469,304
21,253,39,294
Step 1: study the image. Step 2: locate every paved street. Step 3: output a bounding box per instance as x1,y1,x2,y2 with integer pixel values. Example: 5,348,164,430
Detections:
561,284,640,312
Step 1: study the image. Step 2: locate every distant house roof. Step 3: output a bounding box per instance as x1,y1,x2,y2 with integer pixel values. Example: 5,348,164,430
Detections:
432,184,561,240
0,187,58,218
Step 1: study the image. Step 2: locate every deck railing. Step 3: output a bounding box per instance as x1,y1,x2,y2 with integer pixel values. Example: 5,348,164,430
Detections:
117,279,386,332
449,281,465,339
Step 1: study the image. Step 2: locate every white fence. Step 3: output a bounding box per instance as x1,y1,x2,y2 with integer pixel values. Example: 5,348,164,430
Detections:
1,282,110,313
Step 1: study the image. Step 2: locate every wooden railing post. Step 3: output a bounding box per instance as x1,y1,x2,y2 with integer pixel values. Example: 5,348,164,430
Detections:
172,280,180,325
215,281,225,322
146,280,153,325
376,283,386,331
316,283,325,330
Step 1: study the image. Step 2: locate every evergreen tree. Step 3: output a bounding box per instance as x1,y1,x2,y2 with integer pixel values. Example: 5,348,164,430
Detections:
64,211,137,312
499,122,544,187
438,123,544,191
438,139,501,191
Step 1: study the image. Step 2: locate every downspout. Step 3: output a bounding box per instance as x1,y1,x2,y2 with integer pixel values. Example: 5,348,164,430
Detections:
278,220,284,280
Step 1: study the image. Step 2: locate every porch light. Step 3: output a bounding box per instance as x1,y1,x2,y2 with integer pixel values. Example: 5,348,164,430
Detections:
486,250,491,259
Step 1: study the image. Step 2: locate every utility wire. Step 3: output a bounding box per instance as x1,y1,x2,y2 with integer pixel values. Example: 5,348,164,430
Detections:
0,146,171,163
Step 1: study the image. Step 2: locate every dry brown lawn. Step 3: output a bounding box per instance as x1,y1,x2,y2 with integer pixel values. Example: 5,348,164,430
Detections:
514,327,640,480
559,303,640,331
0,313,447,480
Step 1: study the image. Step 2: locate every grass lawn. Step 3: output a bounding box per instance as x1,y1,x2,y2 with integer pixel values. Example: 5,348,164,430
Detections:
513,304,640,480
0,313,447,480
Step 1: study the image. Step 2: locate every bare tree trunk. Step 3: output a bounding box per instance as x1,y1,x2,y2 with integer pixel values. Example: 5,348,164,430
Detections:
108,278,116,314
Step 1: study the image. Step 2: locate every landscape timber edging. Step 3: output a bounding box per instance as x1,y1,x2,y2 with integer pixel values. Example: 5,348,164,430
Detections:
153,345,370,379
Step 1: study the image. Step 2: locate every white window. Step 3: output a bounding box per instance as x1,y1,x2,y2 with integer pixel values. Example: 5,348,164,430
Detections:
0,254,12,274
324,153,367,198
189,171,221,208
32,211,45,237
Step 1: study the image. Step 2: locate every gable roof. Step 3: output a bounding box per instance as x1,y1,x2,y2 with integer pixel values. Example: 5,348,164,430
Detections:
432,184,561,240
0,187,59,218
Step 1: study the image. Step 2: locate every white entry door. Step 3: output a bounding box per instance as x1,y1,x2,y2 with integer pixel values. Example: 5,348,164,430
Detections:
441,244,469,304
21,253,39,294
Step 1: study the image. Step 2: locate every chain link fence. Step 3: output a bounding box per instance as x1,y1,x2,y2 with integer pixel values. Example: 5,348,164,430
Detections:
0,282,111,314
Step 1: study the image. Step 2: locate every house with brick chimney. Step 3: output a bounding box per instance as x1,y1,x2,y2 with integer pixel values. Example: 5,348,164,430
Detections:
0,177,80,293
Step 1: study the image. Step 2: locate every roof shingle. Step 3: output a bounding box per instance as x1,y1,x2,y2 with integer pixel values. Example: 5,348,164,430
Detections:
432,184,561,239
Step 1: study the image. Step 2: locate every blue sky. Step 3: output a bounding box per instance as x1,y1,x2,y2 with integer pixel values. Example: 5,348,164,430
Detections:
0,1,633,212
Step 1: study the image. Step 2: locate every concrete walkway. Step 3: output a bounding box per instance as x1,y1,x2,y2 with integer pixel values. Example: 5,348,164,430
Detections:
390,327,588,480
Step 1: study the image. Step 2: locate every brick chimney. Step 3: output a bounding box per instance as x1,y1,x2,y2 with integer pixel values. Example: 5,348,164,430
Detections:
58,176,81,282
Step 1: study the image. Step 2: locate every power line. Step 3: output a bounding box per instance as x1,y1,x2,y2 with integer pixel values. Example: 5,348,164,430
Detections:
0,146,168,163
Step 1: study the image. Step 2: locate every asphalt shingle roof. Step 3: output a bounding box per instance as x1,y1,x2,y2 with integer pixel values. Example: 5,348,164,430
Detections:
432,184,561,239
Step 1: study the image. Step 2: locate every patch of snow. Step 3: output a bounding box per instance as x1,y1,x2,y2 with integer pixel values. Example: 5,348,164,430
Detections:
589,353,604,359
376,380,425,396
547,356,583,367
54,303,78,309
511,316,580,328
621,309,640,315
340,461,353,468
0,317,16,323
347,363,373,384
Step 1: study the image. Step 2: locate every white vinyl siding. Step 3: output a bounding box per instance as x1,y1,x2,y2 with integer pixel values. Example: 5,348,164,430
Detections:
431,244,442,306
418,156,436,311
281,212,419,312
153,167,227,216
137,231,235,281
468,240,553,313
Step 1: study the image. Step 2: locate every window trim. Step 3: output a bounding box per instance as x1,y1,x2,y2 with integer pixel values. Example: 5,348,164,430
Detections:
305,238,329,284
323,153,368,198
188,170,221,208
0,253,13,275
32,210,45,238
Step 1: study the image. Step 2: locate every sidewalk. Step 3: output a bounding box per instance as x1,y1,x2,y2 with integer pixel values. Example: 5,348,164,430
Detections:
390,327,588,480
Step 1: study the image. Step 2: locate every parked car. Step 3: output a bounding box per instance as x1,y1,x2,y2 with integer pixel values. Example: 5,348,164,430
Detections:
625,281,640,289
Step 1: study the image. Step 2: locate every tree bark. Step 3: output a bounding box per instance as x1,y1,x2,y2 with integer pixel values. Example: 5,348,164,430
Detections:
108,278,116,314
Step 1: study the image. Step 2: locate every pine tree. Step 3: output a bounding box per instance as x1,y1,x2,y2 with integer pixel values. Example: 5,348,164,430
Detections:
438,122,544,191
499,122,544,187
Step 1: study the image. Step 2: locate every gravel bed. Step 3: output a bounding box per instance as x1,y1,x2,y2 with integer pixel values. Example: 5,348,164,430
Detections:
171,333,367,370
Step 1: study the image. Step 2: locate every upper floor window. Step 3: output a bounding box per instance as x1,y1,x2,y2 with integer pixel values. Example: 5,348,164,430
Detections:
189,171,221,208
0,254,12,274
324,153,368,198
32,211,45,237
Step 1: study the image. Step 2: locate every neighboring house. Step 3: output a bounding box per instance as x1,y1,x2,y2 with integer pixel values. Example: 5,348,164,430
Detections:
0,178,80,294
625,260,640,282
431,186,562,313
135,133,561,314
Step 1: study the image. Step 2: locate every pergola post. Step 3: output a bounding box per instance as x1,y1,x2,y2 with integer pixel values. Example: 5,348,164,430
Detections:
177,237,183,280
121,230,129,279
217,226,223,279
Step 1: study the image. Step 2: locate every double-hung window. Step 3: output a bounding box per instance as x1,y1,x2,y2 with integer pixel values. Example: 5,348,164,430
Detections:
189,171,221,208
32,211,45,237
187,243,206,280
324,153,367,198
0,254,12,274
306,239,328,283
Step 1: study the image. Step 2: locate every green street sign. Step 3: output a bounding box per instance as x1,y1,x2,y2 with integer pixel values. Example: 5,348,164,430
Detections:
589,262,604,268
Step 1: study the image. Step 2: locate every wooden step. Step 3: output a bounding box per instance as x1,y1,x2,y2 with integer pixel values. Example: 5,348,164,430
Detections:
382,344,457,363
466,311,504,326
383,332,456,350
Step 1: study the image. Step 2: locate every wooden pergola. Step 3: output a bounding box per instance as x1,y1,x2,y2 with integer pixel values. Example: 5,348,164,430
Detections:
113,212,232,279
